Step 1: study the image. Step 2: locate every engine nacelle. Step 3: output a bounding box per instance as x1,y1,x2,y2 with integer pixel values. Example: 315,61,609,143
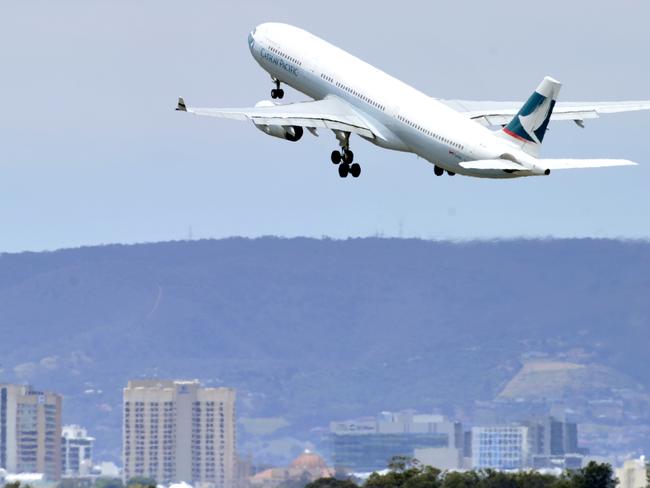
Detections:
254,123,303,142
253,99,303,142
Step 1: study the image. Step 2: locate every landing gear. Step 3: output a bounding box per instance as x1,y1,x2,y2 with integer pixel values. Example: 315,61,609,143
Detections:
331,149,354,165
434,165,444,176
331,131,361,178
447,170,455,176
271,79,284,99
338,162,361,178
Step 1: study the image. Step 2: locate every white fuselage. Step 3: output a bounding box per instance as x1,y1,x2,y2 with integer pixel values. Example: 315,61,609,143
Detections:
248,23,544,178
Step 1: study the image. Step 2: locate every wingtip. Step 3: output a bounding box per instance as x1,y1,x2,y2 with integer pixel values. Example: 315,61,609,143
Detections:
176,97,187,112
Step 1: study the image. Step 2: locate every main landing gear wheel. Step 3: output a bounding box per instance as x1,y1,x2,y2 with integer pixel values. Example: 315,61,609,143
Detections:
331,149,354,165
332,130,361,178
337,162,361,178
271,79,284,99
434,165,444,176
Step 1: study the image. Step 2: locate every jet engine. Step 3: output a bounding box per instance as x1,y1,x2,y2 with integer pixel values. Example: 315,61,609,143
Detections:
254,123,303,142
253,100,303,142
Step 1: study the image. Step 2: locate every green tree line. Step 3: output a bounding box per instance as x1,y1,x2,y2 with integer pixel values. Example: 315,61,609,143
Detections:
305,457,618,488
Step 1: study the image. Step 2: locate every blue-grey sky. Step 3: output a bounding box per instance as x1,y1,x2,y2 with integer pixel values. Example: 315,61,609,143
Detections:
1,0,650,253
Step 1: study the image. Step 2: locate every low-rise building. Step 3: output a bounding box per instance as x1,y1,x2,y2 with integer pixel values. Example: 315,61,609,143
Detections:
250,450,333,488
413,447,463,471
62,425,95,477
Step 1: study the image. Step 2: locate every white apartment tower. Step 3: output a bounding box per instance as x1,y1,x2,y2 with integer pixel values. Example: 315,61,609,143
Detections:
123,380,236,488
0,384,62,480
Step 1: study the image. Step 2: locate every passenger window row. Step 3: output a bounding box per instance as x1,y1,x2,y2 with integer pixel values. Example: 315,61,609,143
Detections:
268,46,302,66
397,115,464,150
332,79,386,111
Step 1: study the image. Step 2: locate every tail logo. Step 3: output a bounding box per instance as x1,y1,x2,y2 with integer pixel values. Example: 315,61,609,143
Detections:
504,92,556,144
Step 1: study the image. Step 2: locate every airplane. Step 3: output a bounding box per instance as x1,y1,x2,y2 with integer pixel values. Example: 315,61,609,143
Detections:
176,22,650,179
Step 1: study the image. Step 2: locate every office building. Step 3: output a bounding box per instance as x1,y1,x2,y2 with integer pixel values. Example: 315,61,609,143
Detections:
123,380,236,488
329,411,463,473
526,417,583,469
526,416,578,457
472,417,584,470
61,425,95,477
472,426,529,470
0,384,62,480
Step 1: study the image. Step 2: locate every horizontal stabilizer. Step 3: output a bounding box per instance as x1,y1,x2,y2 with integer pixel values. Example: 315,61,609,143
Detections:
539,159,637,170
443,100,650,127
460,160,526,171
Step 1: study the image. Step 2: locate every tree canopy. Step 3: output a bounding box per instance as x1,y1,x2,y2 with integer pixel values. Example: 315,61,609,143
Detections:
125,477,156,488
305,456,617,488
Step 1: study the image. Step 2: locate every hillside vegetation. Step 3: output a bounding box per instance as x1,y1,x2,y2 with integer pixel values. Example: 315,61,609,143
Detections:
0,238,649,463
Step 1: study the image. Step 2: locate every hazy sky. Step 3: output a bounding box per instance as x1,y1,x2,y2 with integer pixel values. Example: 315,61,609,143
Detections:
1,0,650,253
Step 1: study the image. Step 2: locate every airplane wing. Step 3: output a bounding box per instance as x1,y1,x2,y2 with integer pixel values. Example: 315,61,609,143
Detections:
440,99,650,127
176,96,377,139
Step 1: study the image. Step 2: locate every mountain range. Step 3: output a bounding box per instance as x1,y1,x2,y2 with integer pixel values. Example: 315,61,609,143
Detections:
1,237,649,465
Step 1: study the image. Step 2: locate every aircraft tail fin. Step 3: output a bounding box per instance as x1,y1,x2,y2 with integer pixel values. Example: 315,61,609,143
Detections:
498,76,562,156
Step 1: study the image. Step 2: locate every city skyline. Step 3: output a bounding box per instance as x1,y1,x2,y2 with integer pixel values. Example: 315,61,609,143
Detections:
1,238,648,469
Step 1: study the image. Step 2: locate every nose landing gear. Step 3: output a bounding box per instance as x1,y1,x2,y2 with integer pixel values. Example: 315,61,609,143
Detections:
271,78,284,99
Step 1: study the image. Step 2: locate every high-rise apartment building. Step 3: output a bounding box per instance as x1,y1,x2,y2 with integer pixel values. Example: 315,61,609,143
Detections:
0,384,62,480
61,425,95,477
123,380,236,488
